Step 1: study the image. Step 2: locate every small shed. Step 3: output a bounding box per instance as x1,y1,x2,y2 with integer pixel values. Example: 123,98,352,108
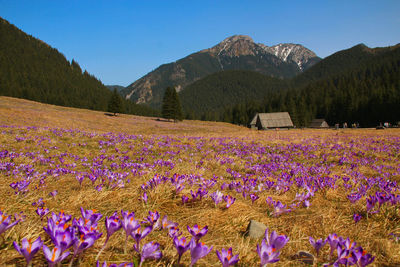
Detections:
250,112,294,130
309,119,329,128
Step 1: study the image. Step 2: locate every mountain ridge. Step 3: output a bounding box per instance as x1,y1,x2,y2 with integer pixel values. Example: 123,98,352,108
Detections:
122,35,321,107
178,42,400,127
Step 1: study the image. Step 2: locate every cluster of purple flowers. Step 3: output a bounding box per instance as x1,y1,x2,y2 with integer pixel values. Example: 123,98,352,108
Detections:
309,234,374,266
1,124,399,265
257,228,289,266
0,209,22,236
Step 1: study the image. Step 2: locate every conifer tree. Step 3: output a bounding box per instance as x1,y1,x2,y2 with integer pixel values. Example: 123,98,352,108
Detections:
171,88,183,122
162,87,174,121
108,88,123,116
161,87,183,122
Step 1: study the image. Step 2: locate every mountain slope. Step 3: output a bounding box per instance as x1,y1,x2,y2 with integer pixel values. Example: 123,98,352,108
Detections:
0,17,113,110
180,70,288,119
178,43,400,127
122,35,320,107
292,43,400,86
0,17,158,117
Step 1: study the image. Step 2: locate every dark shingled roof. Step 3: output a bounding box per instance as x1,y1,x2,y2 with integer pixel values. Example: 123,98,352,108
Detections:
250,112,294,129
309,119,329,128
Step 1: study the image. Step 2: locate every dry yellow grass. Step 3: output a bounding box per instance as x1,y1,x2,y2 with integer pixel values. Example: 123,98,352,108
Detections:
0,96,400,266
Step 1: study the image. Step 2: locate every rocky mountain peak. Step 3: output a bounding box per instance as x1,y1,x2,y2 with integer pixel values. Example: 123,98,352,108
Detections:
123,35,321,106
222,35,254,43
205,35,259,57
261,43,318,70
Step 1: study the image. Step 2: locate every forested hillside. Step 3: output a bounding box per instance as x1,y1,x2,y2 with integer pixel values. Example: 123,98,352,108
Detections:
0,18,157,116
183,43,400,127
180,70,289,119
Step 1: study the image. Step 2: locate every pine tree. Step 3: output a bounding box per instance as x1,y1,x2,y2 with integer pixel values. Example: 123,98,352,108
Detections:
162,87,175,121
171,88,183,122
161,87,183,122
108,89,123,116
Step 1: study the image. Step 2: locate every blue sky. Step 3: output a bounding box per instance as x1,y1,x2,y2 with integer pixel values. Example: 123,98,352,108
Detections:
1,0,399,86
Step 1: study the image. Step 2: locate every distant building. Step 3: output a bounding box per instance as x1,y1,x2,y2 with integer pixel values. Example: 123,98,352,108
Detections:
250,112,294,130
309,119,329,128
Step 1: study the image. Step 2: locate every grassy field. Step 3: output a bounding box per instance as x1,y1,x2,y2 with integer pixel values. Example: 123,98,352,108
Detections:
0,96,399,266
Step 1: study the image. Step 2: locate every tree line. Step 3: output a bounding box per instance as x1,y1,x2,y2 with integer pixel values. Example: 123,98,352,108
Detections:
182,45,400,127
0,18,158,117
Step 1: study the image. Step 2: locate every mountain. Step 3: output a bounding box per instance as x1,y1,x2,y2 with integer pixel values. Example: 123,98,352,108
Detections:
122,35,320,107
185,43,400,127
292,43,400,86
0,17,158,117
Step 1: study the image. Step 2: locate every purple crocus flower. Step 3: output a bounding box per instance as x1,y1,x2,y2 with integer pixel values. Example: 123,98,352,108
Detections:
76,175,84,186
173,236,190,264
347,192,361,203
335,245,351,266
36,207,49,218
187,224,208,243
161,215,178,230
121,210,139,253
366,196,377,212
353,213,362,223
349,247,375,267
326,233,340,257
210,191,224,206
168,226,182,239
376,191,390,207
223,195,236,208
303,199,311,208
216,247,239,267
190,190,199,201
50,210,72,225
43,245,70,267
309,236,327,256
72,233,97,257
175,183,185,194
131,225,153,252
189,238,213,267
96,212,122,260
271,202,291,217
182,195,189,204
265,228,289,250
49,190,58,197
53,228,75,252
343,238,357,250
141,192,148,203
266,197,274,206
81,208,102,225
105,212,122,239
140,241,162,266
257,239,280,266
121,210,139,235
142,210,160,228
32,198,44,207
250,194,260,204
13,237,43,265
0,210,21,235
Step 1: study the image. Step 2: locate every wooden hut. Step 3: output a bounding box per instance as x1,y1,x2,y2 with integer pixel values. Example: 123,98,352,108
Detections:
309,119,329,128
250,112,294,130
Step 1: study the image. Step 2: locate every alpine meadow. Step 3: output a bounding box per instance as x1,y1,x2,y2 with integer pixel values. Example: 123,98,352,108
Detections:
0,1,400,267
